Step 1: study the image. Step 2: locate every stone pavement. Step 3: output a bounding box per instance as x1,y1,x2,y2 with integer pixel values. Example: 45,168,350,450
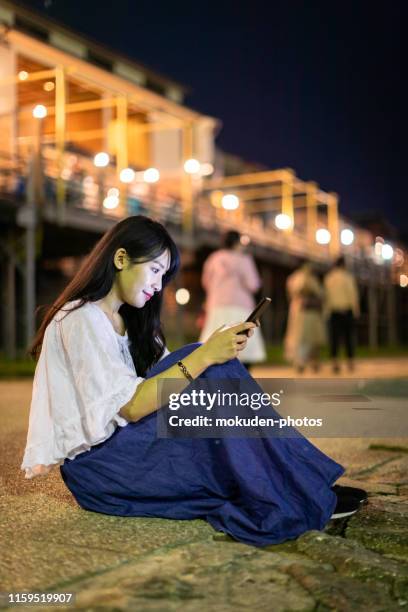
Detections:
0,358,407,611
251,356,408,379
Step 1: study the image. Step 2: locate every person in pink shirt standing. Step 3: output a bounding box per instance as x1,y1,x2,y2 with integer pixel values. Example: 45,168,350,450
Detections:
199,230,266,368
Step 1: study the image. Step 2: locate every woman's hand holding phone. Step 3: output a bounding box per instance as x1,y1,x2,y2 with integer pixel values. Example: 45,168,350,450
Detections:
202,322,257,365
200,297,271,366
242,297,271,336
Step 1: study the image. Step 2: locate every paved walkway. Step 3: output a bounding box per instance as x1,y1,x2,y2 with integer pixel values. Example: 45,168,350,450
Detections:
251,356,408,379
0,359,407,610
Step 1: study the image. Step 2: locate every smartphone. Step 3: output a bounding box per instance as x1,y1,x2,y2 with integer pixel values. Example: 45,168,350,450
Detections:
243,297,272,336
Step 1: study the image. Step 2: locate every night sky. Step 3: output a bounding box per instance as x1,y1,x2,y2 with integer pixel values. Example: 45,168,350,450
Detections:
23,1,407,239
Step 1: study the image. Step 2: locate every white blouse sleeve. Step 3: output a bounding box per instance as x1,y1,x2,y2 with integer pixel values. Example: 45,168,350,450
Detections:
59,307,144,431
21,305,144,479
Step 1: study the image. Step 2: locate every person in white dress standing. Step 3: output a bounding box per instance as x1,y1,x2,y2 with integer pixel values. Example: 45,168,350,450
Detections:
199,231,266,369
284,262,326,373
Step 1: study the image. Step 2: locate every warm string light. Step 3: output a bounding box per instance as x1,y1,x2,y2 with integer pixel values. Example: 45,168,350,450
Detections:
381,244,393,260
200,162,214,176
93,152,109,168
53,150,408,278
103,195,119,209
175,288,190,305
316,228,331,245
275,213,293,230
143,168,160,183
341,228,354,245
32,104,47,119
221,194,239,210
183,158,200,174
120,168,135,183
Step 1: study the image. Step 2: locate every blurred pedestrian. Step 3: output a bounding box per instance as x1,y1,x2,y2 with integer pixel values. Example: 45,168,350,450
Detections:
324,256,360,373
199,230,266,368
284,262,326,373
67,157,85,205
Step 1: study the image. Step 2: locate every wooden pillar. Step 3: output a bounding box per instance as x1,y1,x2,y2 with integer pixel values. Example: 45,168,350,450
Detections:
175,276,186,346
0,45,17,162
23,116,44,349
327,193,340,258
116,96,128,216
24,211,36,350
281,169,294,230
102,93,113,151
3,238,17,360
306,182,318,245
55,65,66,224
181,122,194,240
386,269,397,345
368,274,378,349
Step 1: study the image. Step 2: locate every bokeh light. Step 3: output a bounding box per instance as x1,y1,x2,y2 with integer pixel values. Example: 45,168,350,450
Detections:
175,288,190,305
382,244,394,260
316,228,331,244
103,195,119,209
184,158,200,174
107,187,119,198
183,158,201,174
200,162,214,176
341,228,354,245
120,168,135,183
32,104,47,119
143,167,160,183
221,194,239,210
275,213,293,230
93,152,109,168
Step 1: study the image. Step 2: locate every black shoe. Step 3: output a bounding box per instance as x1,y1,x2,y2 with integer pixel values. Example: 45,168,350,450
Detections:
331,494,361,519
331,484,368,504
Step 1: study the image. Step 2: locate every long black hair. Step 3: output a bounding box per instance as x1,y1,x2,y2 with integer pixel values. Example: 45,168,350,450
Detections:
29,215,180,376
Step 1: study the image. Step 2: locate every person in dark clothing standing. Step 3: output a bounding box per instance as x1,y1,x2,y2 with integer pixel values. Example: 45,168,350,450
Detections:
324,257,360,373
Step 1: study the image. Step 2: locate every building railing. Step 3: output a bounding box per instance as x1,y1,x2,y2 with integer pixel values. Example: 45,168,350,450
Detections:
0,147,407,286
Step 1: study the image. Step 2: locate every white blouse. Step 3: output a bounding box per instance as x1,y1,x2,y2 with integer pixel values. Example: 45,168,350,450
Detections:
21,301,169,479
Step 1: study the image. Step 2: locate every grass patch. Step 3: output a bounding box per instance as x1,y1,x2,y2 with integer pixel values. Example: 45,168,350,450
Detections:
1,343,407,379
369,444,408,453
264,344,408,365
0,359,36,378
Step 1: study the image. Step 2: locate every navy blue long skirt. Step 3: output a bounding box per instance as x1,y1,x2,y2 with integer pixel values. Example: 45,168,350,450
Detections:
60,343,344,547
